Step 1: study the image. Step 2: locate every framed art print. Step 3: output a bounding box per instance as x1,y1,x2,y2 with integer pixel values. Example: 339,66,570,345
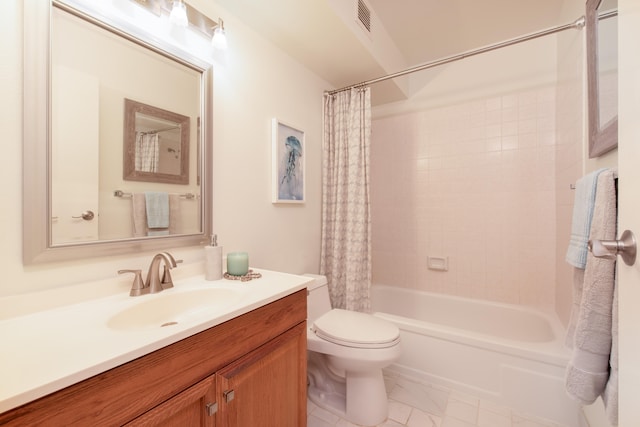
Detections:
272,118,305,203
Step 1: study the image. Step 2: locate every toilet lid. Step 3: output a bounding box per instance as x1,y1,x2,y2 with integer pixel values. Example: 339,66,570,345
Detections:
312,309,400,349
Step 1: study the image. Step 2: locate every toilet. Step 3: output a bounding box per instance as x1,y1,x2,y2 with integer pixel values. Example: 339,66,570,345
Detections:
304,274,401,427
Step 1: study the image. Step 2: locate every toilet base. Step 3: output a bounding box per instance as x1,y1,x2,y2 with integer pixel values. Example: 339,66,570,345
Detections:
307,352,389,426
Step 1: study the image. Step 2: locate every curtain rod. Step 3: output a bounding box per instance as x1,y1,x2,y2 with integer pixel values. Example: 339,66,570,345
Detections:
327,16,588,96
140,125,180,135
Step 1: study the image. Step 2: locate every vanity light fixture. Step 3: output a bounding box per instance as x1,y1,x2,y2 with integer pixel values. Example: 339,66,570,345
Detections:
132,0,223,47
169,0,188,28
212,18,227,50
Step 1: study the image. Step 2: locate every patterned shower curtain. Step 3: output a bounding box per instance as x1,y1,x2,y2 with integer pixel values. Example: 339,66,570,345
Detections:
135,132,159,172
320,87,372,312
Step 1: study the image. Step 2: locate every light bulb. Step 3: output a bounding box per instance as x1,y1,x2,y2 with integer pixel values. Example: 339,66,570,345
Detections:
169,1,188,28
212,19,227,50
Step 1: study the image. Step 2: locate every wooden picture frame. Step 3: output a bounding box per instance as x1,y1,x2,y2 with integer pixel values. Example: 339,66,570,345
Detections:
123,98,190,185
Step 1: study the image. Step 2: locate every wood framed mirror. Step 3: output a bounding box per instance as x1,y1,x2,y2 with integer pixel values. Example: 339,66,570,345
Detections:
586,0,618,158
123,99,190,185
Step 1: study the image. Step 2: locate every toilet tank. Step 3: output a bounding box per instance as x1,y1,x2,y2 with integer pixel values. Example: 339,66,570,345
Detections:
303,274,332,323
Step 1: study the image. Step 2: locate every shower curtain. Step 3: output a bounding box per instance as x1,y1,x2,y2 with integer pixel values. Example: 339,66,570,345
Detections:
135,132,159,173
320,87,372,312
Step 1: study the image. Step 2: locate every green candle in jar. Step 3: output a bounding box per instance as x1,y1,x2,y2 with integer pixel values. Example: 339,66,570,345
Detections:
227,252,249,276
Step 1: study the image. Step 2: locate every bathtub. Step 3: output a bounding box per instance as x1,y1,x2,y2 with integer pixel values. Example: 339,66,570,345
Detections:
371,285,581,427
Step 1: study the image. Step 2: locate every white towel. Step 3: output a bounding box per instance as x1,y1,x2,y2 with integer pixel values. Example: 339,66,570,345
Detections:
565,170,617,422
565,268,585,349
603,276,618,426
565,168,607,268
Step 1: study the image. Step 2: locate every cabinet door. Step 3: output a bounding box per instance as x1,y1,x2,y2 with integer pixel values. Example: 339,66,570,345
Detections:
216,323,306,427
126,375,217,427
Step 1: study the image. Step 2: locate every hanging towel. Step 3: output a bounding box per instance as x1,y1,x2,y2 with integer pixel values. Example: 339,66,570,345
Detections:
132,193,148,238
131,192,176,237
565,268,585,349
145,192,170,229
565,168,607,268
603,276,618,426
565,169,617,422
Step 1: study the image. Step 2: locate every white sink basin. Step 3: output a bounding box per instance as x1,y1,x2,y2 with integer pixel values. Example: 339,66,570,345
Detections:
107,288,244,331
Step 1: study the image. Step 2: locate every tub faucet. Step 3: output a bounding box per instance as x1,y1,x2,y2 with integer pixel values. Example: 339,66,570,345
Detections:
118,252,181,296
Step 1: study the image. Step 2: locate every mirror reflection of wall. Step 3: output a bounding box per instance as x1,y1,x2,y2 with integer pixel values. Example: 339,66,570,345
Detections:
586,0,618,158
597,0,618,127
50,5,202,245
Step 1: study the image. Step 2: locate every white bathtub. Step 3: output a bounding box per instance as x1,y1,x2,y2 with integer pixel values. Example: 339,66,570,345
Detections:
371,285,582,427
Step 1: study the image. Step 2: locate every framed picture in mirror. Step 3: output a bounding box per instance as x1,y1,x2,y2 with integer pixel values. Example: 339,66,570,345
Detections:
123,99,190,185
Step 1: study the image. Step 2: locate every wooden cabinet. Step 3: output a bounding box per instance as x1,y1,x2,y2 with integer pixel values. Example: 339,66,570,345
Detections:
0,290,307,427
126,375,217,427
217,324,306,427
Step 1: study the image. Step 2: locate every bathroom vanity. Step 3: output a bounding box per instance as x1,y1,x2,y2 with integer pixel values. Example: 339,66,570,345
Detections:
0,270,310,426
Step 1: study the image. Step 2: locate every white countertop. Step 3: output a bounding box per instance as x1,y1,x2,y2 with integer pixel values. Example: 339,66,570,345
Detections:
0,268,312,413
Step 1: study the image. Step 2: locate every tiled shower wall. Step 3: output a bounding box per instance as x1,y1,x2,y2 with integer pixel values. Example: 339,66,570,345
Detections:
554,29,584,326
371,87,559,310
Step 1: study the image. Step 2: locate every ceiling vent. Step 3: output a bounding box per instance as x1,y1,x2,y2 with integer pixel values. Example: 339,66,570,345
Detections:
356,0,372,34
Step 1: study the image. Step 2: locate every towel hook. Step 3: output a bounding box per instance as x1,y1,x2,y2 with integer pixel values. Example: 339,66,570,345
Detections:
588,230,637,266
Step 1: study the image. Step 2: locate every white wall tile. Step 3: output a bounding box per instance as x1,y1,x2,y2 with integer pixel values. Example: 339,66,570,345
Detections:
371,85,560,310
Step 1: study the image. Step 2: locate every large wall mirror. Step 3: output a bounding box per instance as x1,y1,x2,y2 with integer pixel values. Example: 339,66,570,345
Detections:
23,0,213,264
586,0,618,158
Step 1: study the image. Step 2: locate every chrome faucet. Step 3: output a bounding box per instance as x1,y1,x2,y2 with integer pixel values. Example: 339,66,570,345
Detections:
118,252,181,296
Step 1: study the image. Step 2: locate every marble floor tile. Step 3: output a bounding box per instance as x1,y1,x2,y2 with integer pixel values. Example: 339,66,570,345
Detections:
407,408,442,427
446,398,478,424
441,415,477,427
387,400,413,424
306,372,571,427
388,376,449,416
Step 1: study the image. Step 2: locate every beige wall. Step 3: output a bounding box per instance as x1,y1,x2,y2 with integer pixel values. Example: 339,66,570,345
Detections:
370,36,561,310
0,0,326,297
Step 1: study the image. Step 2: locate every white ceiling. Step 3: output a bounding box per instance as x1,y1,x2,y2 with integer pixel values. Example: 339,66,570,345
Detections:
214,0,573,105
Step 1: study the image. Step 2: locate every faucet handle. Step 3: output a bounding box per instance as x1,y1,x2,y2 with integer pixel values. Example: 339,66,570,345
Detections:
118,269,148,297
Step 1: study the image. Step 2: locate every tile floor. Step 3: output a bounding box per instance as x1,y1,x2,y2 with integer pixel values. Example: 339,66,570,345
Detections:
307,371,569,427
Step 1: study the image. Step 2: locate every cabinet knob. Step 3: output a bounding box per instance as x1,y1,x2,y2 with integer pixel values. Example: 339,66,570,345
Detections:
206,402,218,416
223,389,235,402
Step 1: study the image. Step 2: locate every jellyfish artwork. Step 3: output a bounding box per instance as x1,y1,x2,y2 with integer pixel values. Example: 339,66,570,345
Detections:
279,135,303,200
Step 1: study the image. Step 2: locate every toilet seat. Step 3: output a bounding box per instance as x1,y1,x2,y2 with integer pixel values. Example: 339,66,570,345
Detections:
312,309,400,349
